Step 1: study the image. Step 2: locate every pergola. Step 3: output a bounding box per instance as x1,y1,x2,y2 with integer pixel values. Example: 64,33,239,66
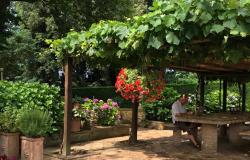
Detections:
49,0,250,157
170,59,250,113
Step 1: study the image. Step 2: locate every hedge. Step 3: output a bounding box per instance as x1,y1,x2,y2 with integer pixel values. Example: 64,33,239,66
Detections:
0,81,64,133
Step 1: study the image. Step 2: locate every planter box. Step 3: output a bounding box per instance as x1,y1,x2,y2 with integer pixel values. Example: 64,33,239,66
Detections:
45,124,130,147
0,132,19,160
21,136,44,160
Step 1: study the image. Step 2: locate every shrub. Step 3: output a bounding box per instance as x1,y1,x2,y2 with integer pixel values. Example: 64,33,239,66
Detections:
0,81,63,134
0,107,18,133
72,97,120,126
16,108,53,138
204,90,240,113
142,87,180,122
96,99,119,126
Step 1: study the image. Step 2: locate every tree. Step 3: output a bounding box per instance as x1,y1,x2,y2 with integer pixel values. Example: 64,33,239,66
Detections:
1,0,147,83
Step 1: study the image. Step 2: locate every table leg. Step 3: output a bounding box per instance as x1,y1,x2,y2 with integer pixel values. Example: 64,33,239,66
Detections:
201,124,218,153
228,123,245,145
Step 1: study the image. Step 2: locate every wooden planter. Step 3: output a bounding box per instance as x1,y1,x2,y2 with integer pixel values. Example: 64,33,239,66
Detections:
71,118,81,132
0,132,20,159
21,136,44,160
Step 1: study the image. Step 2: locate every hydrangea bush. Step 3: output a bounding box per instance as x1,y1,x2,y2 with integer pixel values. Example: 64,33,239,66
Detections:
72,97,120,126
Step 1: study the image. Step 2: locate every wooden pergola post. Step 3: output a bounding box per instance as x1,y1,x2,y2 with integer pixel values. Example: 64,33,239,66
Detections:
129,101,139,144
198,74,205,114
223,80,227,112
62,57,73,156
242,83,246,112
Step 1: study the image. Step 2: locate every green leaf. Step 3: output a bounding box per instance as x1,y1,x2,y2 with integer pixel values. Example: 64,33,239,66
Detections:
210,24,224,33
132,40,140,49
165,31,180,45
118,41,126,49
223,19,237,29
116,26,129,40
149,18,162,27
137,25,149,33
199,12,212,24
147,35,163,49
230,30,239,35
228,0,239,9
162,15,176,27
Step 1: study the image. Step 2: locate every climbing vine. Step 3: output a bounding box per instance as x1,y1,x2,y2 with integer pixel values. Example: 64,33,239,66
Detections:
49,0,250,65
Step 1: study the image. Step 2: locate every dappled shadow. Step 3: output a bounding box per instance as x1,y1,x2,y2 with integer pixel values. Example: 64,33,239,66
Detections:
45,129,250,160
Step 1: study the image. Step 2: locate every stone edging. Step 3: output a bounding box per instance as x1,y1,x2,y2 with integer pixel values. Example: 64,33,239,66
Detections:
45,124,130,147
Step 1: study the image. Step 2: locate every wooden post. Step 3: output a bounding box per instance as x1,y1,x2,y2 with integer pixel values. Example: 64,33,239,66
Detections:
0,68,3,80
62,57,73,156
129,101,139,144
223,80,227,112
242,83,246,112
198,74,205,114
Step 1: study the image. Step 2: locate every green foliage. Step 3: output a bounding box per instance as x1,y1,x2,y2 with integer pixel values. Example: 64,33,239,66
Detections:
0,81,63,133
1,0,146,82
166,71,198,85
50,0,250,67
0,107,18,133
16,108,53,138
204,89,240,113
142,87,180,122
72,86,117,100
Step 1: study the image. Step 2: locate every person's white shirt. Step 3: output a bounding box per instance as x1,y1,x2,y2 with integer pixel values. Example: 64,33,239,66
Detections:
171,100,187,124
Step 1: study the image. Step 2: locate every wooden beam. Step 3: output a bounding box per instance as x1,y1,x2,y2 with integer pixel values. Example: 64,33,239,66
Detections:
169,65,214,73
129,101,139,144
242,83,246,112
62,57,73,156
223,80,227,112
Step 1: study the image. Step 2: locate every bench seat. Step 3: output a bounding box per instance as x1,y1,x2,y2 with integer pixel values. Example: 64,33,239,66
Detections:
239,130,250,140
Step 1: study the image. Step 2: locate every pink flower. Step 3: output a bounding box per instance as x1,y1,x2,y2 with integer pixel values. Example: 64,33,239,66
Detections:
93,99,99,103
112,102,118,107
101,103,110,110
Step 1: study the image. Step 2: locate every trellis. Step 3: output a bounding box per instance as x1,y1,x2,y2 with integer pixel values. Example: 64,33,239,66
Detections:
49,0,250,157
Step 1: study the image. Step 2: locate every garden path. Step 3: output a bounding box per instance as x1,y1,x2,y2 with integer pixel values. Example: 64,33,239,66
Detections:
45,128,250,160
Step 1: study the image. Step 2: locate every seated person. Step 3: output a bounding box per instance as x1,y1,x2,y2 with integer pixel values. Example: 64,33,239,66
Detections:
172,94,200,148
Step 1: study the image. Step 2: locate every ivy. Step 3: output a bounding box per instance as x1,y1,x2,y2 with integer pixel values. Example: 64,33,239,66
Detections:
49,0,250,65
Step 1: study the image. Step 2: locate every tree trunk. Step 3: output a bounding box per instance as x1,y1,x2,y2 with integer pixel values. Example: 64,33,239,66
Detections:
129,101,139,144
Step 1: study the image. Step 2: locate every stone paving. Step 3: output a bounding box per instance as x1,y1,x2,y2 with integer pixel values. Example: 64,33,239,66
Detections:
45,128,250,160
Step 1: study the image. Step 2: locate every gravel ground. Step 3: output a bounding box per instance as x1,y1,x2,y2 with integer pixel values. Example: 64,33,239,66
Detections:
45,128,250,160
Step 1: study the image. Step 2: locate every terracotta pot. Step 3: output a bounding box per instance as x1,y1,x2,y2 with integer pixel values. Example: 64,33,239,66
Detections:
0,132,20,160
71,118,81,132
21,136,44,160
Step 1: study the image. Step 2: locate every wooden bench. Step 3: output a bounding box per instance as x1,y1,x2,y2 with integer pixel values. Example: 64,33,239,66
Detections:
239,130,250,140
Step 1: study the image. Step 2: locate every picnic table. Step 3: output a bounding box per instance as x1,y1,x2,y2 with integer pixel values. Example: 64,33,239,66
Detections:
175,112,250,153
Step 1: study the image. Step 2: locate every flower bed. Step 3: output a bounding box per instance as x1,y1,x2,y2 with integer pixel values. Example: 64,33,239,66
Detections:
72,97,120,130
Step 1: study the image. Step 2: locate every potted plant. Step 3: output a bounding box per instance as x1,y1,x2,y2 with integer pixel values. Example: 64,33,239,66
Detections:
0,107,19,160
72,105,82,132
16,108,53,160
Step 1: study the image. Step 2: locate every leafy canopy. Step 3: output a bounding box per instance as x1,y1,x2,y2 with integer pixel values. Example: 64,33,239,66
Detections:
50,0,250,66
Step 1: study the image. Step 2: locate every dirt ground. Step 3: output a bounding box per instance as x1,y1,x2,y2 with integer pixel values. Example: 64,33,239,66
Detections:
45,128,250,160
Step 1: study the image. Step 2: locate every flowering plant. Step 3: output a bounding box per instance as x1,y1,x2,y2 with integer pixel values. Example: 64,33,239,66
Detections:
115,68,166,103
72,97,120,126
115,68,149,102
144,69,166,102
96,98,120,126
